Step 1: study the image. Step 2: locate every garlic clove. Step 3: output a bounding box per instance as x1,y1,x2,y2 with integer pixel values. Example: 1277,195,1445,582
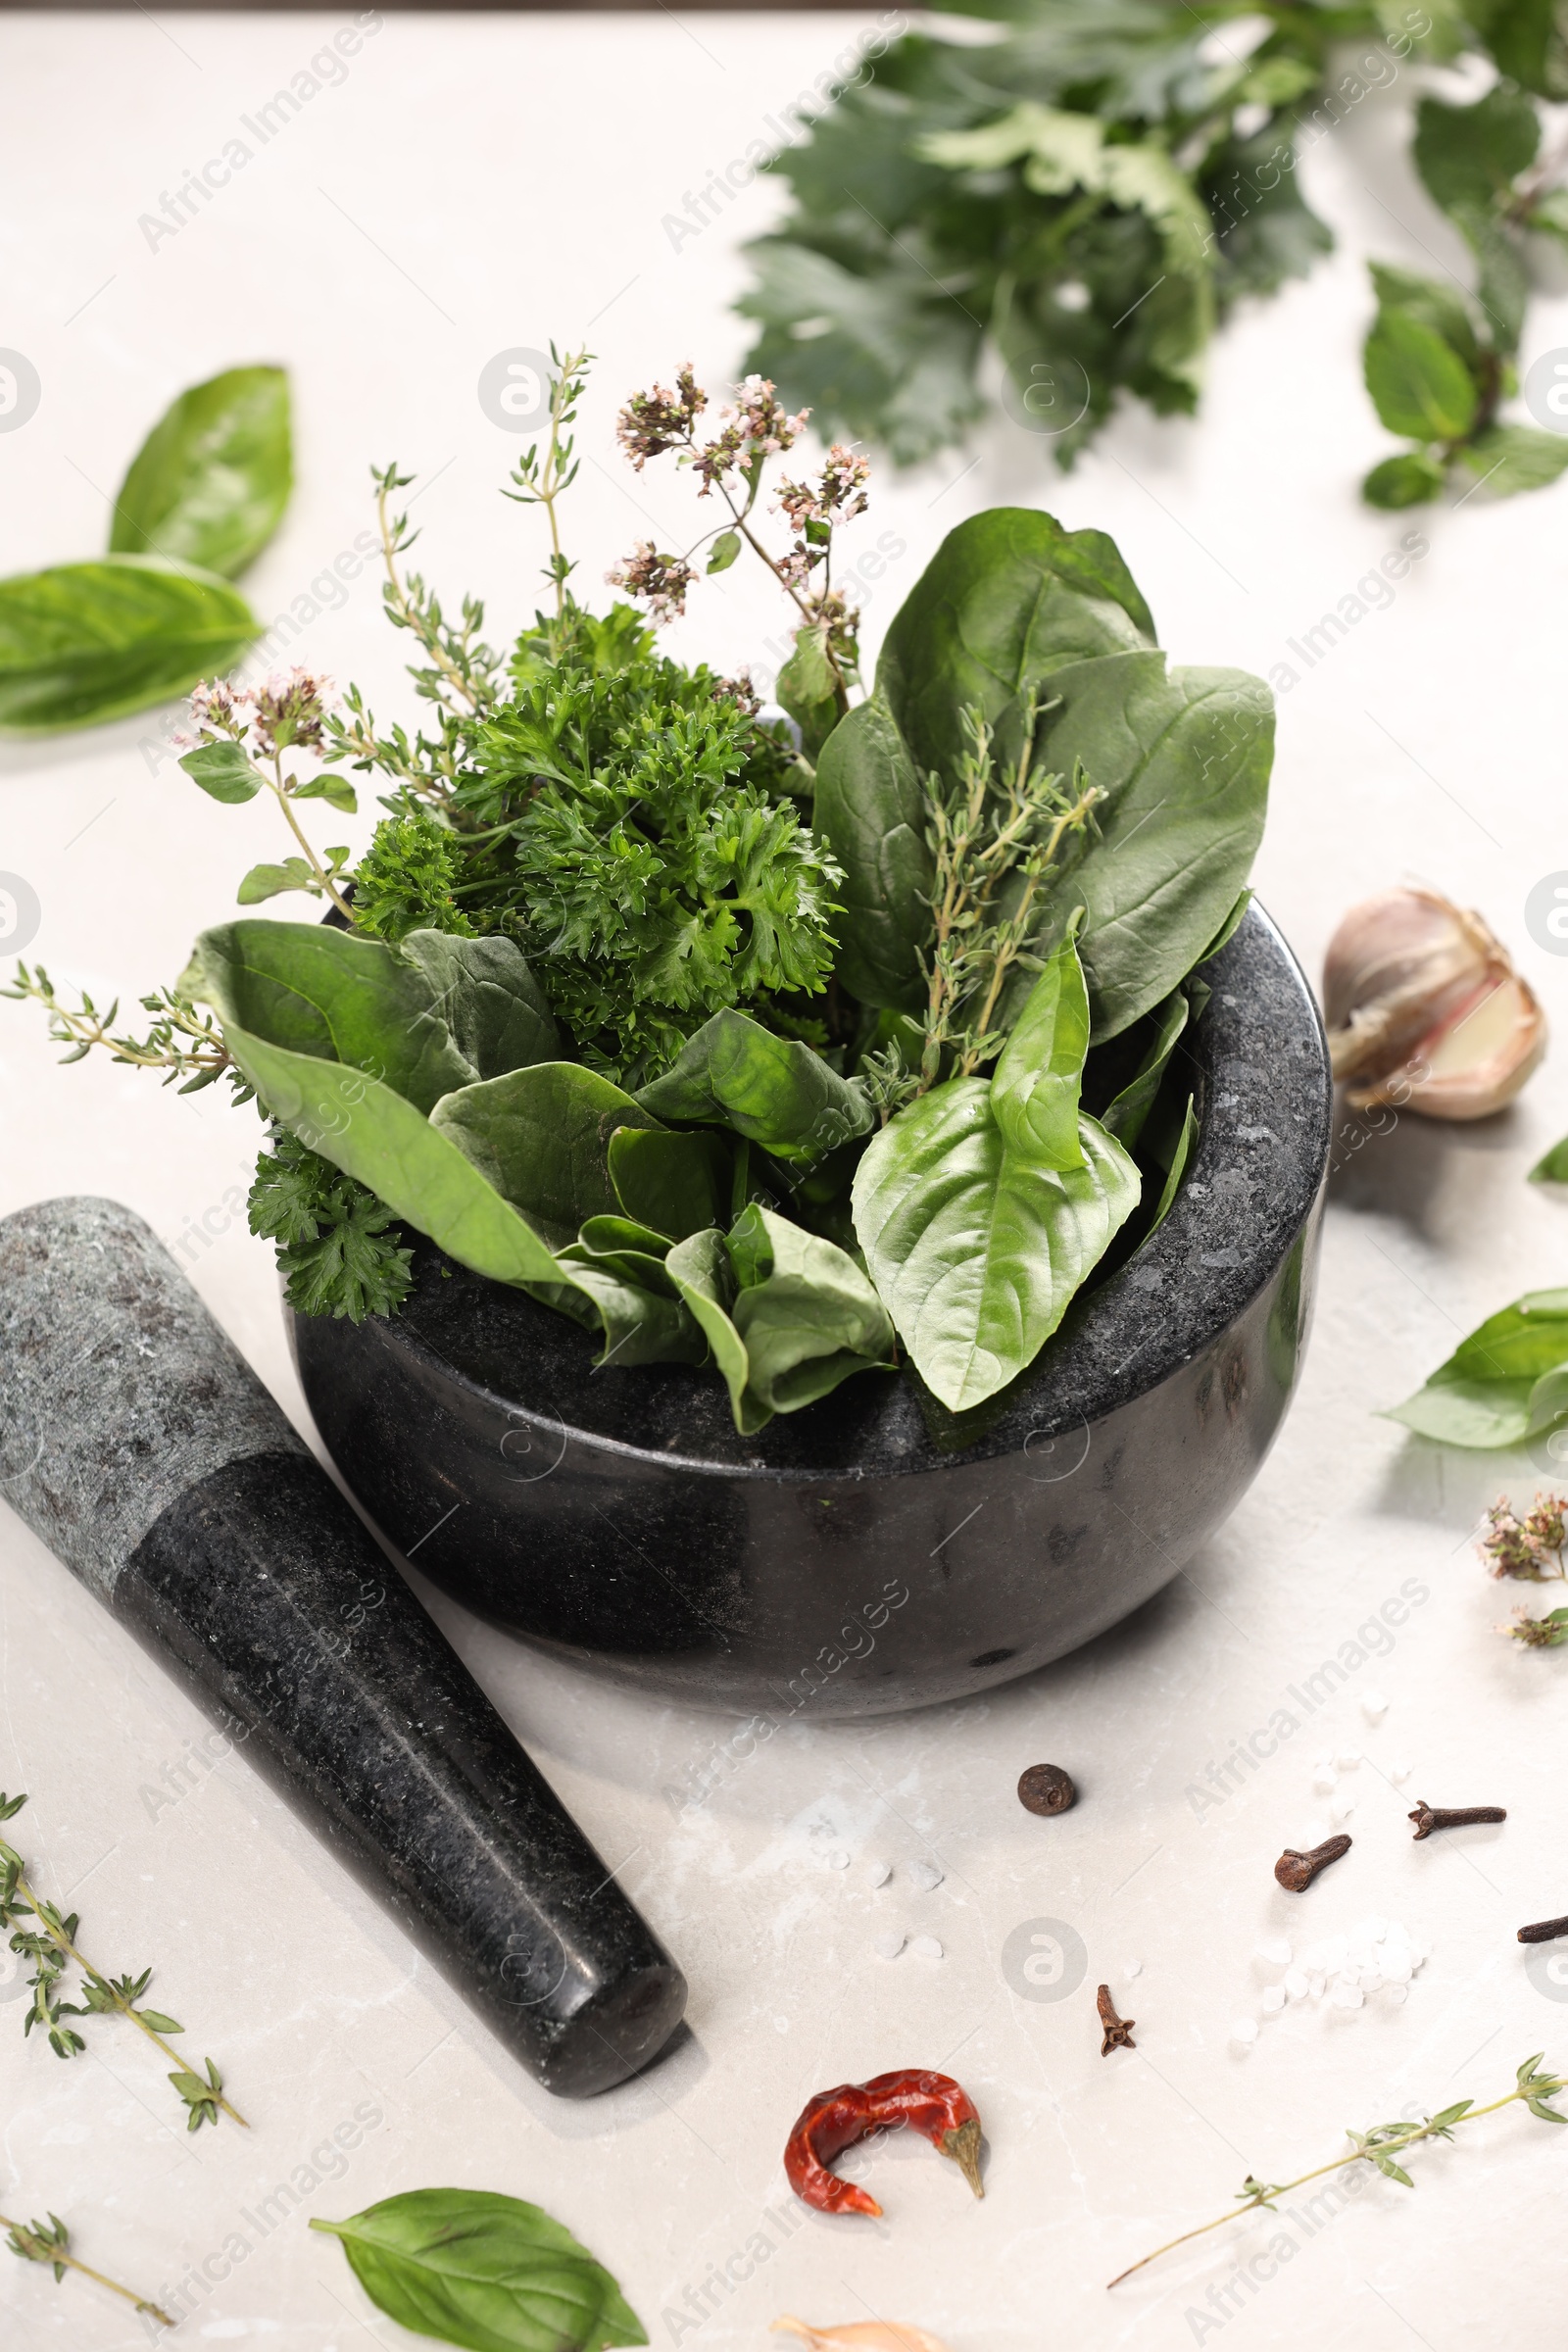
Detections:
1348,972,1547,1121
1324,886,1546,1122
772,2321,954,2352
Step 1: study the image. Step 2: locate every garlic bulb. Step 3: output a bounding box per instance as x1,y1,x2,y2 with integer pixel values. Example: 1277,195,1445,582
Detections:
1323,886,1546,1121
772,2319,953,2352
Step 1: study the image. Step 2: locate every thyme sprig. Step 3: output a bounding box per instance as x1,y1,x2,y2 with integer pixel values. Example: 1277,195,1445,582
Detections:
1108,2053,1567,2289
0,965,244,1097
502,342,591,619
5,2207,173,2329
916,702,1100,1094
0,1793,246,2132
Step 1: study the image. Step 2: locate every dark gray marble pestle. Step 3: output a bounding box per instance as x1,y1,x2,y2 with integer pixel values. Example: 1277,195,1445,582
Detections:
0,1197,686,2096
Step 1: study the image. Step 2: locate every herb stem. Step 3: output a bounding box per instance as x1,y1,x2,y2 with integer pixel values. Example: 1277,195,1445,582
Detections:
3,2211,174,2328
376,475,483,712
1107,2080,1549,2289
271,756,354,921
12,1866,248,2129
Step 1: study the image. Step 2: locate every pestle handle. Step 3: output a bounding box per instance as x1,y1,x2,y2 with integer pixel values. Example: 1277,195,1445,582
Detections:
0,1198,685,2096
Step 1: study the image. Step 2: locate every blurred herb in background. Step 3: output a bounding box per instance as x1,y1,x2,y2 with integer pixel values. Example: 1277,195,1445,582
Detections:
739,0,1568,505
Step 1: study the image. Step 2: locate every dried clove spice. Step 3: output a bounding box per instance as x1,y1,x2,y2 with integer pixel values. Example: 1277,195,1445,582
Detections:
1517,1916,1568,1944
1408,1801,1506,1840
1097,1984,1135,2055
1274,1835,1351,1891
1017,1764,1076,1816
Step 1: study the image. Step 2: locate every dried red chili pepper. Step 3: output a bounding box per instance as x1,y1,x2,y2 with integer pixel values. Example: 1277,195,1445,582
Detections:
783,2070,984,2219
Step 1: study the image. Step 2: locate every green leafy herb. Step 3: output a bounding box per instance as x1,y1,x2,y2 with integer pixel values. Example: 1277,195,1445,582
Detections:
249,1130,416,1323
1109,2054,1568,2288
108,365,291,580
736,2,1568,503
0,558,259,733
0,1791,244,2132
1386,1289,1568,1447
853,938,1140,1410
5,2206,173,2330
635,1008,871,1165
430,1065,662,1248
311,2187,648,2352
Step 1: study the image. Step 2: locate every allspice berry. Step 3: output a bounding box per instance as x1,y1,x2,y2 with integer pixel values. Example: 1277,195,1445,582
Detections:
1018,1764,1076,1817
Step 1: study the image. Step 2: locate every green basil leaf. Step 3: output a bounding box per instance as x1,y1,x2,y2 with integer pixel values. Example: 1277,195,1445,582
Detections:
1460,423,1568,497
1101,988,1189,1150
1386,1289,1568,1446
311,2189,647,2352
0,556,259,735
853,1078,1140,1411
812,689,933,1012
109,365,292,580
991,930,1091,1168
706,530,742,575
1363,311,1479,443
220,1027,568,1291
776,623,840,761
1361,451,1448,510
1015,649,1271,1041
1412,86,1540,219
430,1065,662,1250
179,739,266,803
399,931,560,1081
1530,1135,1568,1184
877,507,1155,779
1194,887,1251,966
237,858,317,904
607,1126,731,1240
636,1008,871,1164
182,921,477,1114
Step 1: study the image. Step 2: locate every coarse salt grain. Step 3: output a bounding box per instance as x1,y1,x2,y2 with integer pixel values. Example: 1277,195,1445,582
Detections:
866,1859,892,1887
1125,1959,1143,1978
1312,1766,1338,1793
908,1860,944,1891
1284,1969,1309,2001
1361,1689,1389,1722
873,1930,906,1961
908,1933,944,1960
1331,1795,1356,1824
1230,2019,1258,2050
1391,1759,1412,1784
1253,1936,1292,1978
1335,1749,1361,1771
1261,1984,1286,2015
1331,1982,1363,2011
829,1851,850,1869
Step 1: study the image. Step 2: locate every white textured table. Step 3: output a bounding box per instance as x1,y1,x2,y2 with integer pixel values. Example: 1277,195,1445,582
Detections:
3,17,1567,2349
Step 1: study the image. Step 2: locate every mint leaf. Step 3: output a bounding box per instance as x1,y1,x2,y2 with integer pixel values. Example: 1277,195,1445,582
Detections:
1362,451,1447,509
1363,311,1479,442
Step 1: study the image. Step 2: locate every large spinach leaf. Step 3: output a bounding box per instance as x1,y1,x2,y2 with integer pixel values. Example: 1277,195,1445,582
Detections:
430,1065,662,1250
0,558,259,733
1101,988,1191,1150
852,1078,1140,1412
1013,650,1271,1041
1387,1291,1568,1447
108,366,291,581
636,1009,871,1163
183,922,477,1115
219,1026,567,1290
811,691,932,1011
400,931,560,1079
877,509,1156,778
666,1208,893,1431
607,1126,731,1240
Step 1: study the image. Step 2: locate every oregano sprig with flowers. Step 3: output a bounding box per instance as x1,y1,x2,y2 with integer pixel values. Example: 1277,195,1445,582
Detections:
0,1792,245,2132
5,347,1273,1426
1477,1493,1568,1649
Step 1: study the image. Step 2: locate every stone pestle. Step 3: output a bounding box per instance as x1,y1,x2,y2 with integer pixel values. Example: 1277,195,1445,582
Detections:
0,1197,686,2096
